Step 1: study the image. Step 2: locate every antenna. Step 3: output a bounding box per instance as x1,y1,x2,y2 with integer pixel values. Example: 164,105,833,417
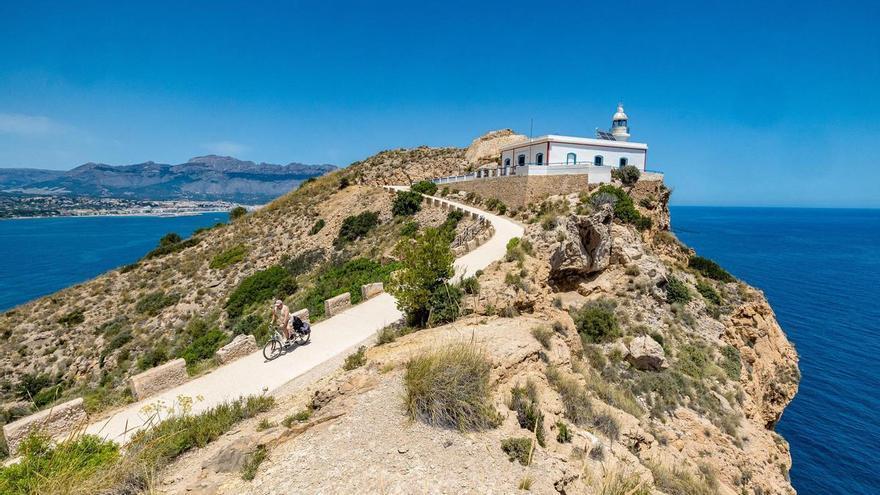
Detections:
529,118,534,140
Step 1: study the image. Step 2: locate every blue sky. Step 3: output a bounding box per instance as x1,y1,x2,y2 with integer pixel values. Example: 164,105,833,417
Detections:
1,0,878,207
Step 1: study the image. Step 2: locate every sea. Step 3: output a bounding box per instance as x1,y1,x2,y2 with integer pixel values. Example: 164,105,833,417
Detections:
0,212,227,311
0,208,877,493
672,206,880,495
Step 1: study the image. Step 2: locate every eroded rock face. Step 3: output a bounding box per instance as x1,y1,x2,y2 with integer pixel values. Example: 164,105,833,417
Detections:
464,129,527,165
627,335,669,371
549,206,613,284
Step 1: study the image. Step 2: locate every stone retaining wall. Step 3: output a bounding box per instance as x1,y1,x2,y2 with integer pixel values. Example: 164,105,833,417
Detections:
129,358,188,400
325,292,351,317
2,398,88,456
216,334,258,364
361,282,384,300
444,174,591,209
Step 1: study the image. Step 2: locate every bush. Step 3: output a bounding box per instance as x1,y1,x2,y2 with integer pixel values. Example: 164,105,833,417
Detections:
484,197,507,214
648,462,719,495
137,346,168,371
410,180,438,196
144,237,200,259
696,280,722,305
0,433,119,495
546,367,594,425
571,299,620,343
335,211,379,247
531,326,552,349
58,309,85,327
721,345,741,380
343,346,367,370
678,344,711,379
427,283,463,327
225,266,298,319
501,437,532,465
210,244,248,270
296,258,399,318
180,328,227,367
231,313,269,345
666,277,692,304
404,343,498,431
229,206,248,221
392,191,423,216
338,177,350,189
308,218,325,235
136,291,180,316
591,185,651,231
282,409,311,427
556,421,572,443
159,232,182,247
615,165,641,186
240,444,267,481
460,276,480,295
388,227,456,327
509,384,545,447
280,248,325,277
689,256,735,282
399,220,419,237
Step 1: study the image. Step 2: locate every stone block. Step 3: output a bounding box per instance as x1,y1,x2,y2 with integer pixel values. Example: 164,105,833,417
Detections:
292,308,310,323
324,292,352,317
129,358,188,400
2,398,88,456
361,282,384,300
216,334,258,364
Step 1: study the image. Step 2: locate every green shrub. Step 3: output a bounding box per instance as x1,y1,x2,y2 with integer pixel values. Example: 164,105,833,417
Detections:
501,437,532,465
484,197,507,214
689,256,735,282
571,299,620,343
400,220,419,237
136,291,180,316
404,344,498,431
231,313,269,345
509,385,545,447
438,210,464,240
280,248,325,277
137,346,168,371
282,409,311,427
678,344,711,379
210,244,248,270
440,187,449,197
145,234,201,259
225,266,298,319
16,374,55,402
296,258,399,318
556,421,572,443
666,277,692,304
159,232,182,247
0,433,119,495
240,444,267,481
721,345,741,380
335,211,379,247
460,276,480,295
696,280,722,305
229,206,248,221
388,227,456,327
180,329,227,367
591,185,651,231
58,309,85,327
32,384,65,408
308,218,325,235
614,165,641,186
338,177,350,189
410,180,438,196
427,283,462,327
343,346,367,370
392,191,423,216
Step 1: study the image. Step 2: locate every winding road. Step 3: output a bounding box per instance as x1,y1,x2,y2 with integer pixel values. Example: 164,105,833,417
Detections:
85,189,523,445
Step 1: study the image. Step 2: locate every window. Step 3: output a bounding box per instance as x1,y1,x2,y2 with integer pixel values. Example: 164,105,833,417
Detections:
504,158,511,167
619,157,628,167
594,155,603,166
566,152,576,165
536,153,544,165
517,154,526,166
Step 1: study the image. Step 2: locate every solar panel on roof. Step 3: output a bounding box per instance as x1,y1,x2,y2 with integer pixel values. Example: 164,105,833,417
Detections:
595,129,616,141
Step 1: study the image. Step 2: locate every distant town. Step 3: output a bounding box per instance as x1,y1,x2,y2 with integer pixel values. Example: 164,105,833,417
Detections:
0,194,243,219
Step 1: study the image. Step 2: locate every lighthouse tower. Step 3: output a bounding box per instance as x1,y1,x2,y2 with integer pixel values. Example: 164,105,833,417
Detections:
610,103,630,142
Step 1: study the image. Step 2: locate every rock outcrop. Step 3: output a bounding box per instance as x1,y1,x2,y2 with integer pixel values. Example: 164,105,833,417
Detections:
464,129,528,166
547,206,613,284
627,334,669,371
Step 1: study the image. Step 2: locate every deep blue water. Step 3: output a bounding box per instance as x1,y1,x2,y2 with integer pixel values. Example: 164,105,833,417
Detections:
0,213,227,311
672,207,880,495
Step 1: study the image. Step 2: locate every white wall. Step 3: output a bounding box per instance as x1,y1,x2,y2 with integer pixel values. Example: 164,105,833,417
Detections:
501,141,550,174
548,142,646,170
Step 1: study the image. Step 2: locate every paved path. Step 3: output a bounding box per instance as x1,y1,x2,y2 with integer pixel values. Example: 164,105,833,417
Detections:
85,190,524,445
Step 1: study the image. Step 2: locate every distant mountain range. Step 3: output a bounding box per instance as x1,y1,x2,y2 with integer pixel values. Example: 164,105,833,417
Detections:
0,155,337,203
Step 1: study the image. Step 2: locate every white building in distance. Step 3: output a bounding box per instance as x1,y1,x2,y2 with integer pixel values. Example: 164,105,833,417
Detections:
474,104,649,184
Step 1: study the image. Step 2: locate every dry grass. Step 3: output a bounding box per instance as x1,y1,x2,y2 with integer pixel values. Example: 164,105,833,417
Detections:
647,461,720,495
404,343,499,431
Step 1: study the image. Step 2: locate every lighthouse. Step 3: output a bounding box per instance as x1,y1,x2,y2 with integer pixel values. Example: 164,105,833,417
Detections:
610,103,630,142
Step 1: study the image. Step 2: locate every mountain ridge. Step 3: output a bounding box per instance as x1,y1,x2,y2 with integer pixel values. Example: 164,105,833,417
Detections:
1,155,337,203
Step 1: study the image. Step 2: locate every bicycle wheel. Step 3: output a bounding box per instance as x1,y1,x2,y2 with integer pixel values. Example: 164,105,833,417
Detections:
298,330,311,344
262,338,282,360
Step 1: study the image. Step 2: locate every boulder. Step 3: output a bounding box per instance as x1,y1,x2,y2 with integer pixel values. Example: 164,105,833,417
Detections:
464,129,528,165
549,206,613,284
627,335,668,371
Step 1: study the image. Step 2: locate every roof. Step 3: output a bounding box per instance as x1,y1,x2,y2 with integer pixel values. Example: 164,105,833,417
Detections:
498,135,648,152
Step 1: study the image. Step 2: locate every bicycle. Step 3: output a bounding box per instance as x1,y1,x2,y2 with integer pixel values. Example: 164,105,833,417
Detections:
262,322,311,361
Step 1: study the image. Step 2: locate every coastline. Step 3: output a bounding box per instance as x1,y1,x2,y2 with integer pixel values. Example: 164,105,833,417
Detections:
1,209,232,221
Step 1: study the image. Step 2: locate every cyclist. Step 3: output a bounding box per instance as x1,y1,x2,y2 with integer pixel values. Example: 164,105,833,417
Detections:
270,299,291,341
